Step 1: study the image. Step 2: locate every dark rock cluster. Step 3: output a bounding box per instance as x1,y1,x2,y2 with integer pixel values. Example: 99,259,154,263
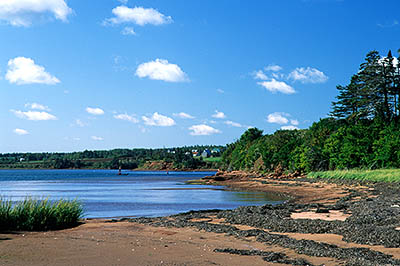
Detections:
129,179,400,265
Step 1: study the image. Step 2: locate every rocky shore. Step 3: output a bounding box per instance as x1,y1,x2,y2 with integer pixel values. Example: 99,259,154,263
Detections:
129,174,400,265
2,173,400,265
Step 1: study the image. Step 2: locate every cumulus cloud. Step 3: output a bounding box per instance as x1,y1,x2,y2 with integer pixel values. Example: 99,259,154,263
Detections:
114,113,139,123
224,120,243,128
281,125,299,130
288,67,328,84
253,64,328,94
189,124,221,136
212,110,226,119
86,107,104,115
253,70,268,80
265,64,282,72
173,112,194,119
121,26,136,35
0,0,73,27
267,112,300,128
91,136,104,141
136,59,188,82
24,102,50,111
267,112,289,125
11,110,57,121
142,112,175,126
6,57,60,85
258,79,295,94
105,6,172,26
14,128,29,135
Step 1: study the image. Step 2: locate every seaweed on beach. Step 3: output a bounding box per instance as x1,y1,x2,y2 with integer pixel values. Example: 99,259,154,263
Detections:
130,179,400,265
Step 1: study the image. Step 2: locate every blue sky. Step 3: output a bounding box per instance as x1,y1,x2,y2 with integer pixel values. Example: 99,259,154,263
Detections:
0,0,399,152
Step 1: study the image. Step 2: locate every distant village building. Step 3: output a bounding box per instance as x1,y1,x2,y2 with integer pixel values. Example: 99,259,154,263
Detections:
201,149,211,158
19,158,25,162
192,149,199,157
211,148,221,154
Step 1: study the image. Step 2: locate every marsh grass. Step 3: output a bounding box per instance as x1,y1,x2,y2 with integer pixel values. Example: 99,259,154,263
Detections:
308,169,400,182
0,198,83,231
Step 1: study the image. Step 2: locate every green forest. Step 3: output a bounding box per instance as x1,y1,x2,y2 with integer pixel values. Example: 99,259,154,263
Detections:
0,146,223,170
221,49,400,173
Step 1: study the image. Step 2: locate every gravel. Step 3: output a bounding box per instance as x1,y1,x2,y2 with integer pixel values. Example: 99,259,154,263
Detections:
128,178,400,265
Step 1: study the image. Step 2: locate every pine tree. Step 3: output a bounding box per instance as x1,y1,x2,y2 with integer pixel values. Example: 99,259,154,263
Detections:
332,50,400,124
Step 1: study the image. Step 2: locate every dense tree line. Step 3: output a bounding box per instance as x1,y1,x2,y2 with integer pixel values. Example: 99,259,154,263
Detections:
0,146,223,170
222,50,400,173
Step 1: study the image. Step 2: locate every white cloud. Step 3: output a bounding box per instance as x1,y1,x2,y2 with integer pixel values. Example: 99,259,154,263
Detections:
114,113,139,123
14,128,29,135
377,20,399,28
11,110,57,121
258,79,295,94
91,136,104,141
267,112,289,125
173,112,194,119
212,110,226,119
224,120,243,128
281,125,299,130
121,26,136,35
24,102,50,111
75,119,86,127
86,107,104,115
0,0,73,27
288,67,328,84
379,56,399,68
6,57,60,85
136,59,188,82
265,64,282,72
217,89,225,94
105,6,172,26
189,124,221,136
253,70,268,80
290,119,299,126
142,112,175,126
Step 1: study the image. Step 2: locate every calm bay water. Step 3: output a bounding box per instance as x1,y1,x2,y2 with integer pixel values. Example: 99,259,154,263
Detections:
0,169,284,218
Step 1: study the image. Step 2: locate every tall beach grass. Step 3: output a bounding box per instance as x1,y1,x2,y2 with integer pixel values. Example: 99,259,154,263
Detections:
0,198,83,231
308,169,400,182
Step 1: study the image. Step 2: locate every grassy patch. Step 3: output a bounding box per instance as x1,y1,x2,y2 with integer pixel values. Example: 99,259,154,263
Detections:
308,169,400,182
203,157,222,163
0,198,83,232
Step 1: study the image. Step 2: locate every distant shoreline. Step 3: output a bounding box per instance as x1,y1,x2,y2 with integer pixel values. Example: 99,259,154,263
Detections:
0,168,218,172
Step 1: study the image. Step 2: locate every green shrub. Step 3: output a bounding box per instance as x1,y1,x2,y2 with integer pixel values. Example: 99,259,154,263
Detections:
0,198,83,231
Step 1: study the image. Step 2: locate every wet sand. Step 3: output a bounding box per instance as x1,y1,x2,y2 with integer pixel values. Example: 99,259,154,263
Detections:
1,176,399,265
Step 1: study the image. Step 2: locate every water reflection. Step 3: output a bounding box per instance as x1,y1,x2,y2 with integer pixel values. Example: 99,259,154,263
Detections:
0,170,284,218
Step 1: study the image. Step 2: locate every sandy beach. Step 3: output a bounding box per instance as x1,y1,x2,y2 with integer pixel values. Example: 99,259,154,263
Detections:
1,175,400,266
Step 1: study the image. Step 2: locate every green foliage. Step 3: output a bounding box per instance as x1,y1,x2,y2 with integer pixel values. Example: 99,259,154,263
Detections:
222,49,400,174
332,50,400,123
222,127,305,172
0,198,83,231
0,145,224,170
308,169,400,182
